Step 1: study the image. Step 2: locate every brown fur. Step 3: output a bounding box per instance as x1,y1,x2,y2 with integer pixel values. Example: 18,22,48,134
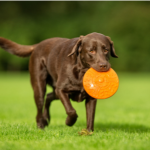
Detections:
0,32,118,131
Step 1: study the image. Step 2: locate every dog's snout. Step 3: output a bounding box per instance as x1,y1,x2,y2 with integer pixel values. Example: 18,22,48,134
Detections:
98,63,109,72
99,63,107,69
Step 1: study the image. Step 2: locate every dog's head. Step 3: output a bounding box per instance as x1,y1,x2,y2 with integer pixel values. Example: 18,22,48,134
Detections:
68,32,118,72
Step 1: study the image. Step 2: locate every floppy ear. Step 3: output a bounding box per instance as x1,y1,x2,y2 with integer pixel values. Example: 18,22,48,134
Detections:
67,36,83,57
106,36,118,58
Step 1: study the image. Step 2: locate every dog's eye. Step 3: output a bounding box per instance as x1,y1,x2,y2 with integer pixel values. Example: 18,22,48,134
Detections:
102,45,108,53
104,49,108,53
89,50,96,54
104,49,108,52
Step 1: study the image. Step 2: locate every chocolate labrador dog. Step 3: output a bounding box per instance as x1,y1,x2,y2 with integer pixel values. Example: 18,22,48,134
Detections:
0,32,118,131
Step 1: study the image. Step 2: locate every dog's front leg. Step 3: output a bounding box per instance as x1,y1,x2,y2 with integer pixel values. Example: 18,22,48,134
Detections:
85,98,97,131
56,88,78,126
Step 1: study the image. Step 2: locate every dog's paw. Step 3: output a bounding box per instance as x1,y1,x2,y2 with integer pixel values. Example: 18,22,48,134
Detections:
65,114,78,126
78,129,93,136
37,118,48,129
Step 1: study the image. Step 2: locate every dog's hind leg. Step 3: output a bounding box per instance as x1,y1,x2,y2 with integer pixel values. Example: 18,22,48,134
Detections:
43,91,58,124
29,57,48,129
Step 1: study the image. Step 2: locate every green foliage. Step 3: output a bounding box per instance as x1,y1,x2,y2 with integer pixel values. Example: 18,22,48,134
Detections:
0,1,150,72
0,72,150,150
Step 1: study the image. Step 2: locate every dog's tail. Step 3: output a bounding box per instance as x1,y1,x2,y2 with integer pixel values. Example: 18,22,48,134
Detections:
0,37,37,57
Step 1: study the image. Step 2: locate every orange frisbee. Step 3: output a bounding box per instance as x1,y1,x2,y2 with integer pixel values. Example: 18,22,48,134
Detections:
83,68,119,99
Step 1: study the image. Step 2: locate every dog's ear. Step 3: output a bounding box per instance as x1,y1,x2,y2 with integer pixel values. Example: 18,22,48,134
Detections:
106,36,118,58
67,36,84,57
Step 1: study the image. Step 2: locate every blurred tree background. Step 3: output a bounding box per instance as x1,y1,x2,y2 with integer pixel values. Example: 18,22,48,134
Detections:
0,1,150,72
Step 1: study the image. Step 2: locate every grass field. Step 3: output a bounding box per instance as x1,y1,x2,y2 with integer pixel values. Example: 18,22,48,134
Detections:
0,72,150,150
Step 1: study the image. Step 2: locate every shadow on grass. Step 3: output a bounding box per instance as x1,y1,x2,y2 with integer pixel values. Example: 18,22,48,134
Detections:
95,123,150,133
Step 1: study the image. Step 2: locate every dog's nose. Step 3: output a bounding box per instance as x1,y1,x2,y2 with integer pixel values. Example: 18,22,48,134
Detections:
99,63,107,71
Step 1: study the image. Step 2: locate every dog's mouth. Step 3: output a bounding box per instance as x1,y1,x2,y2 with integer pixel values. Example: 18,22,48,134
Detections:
85,62,111,72
93,68,110,72
91,65,111,72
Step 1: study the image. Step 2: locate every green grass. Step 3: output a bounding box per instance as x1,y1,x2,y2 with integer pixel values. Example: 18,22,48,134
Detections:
0,72,150,150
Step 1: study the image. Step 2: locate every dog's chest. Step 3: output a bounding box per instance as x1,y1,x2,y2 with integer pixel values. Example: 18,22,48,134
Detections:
67,66,87,90
69,88,87,102
67,66,88,102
